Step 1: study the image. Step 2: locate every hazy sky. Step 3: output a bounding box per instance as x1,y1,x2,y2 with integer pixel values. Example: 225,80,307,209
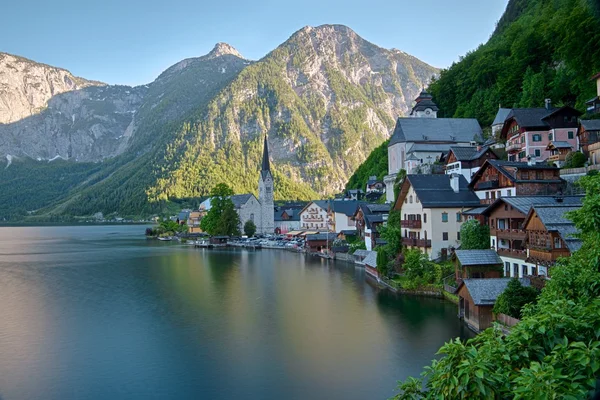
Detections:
2,0,508,86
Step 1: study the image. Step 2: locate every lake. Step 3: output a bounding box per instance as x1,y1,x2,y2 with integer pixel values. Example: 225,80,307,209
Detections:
0,225,472,400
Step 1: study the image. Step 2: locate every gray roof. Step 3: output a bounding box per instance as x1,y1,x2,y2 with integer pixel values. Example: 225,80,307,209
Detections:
353,249,370,258
482,196,583,216
411,99,439,113
230,194,255,208
274,208,300,222
339,229,357,235
406,175,481,208
306,233,333,241
506,108,553,129
331,200,360,216
408,143,455,153
448,145,493,162
366,203,391,213
470,160,562,187
463,278,531,306
548,141,572,149
389,118,482,146
492,108,511,126
463,206,488,215
363,251,378,267
581,120,600,131
455,250,502,266
531,205,582,252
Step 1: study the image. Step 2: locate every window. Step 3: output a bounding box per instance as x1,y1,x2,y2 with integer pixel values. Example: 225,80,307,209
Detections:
404,198,407,204
442,212,448,222
250,213,254,223
520,136,525,144
404,214,407,220
521,171,529,180
513,263,519,277
492,239,496,248
409,195,413,204
457,232,461,240
486,192,490,200
532,266,537,276
522,265,527,277
507,189,512,197
554,237,562,248
456,212,461,222
519,151,526,159
505,262,510,277
416,196,420,203
532,134,541,142
491,191,496,200
548,133,553,141
504,204,508,211
423,213,427,223
497,190,501,199
536,171,543,180
442,232,448,241
491,219,495,228
568,131,574,139
535,149,541,157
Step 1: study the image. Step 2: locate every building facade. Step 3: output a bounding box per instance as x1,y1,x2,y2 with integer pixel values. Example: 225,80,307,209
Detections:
257,136,275,235
444,145,499,183
300,201,330,231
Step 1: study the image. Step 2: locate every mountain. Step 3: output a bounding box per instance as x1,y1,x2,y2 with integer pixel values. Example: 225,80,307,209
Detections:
0,25,438,220
428,0,600,126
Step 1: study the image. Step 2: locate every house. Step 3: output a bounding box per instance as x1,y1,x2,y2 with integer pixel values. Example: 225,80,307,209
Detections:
491,107,511,137
545,141,574,168
454,250,503,282
300,201,331,231
458,278,531,332
384,91,483,202
366,176,385,193
578,120,600,165
347,189,364,201
305,233,333,254
469,159,564,204
177,210,191,225
274,203,306,234
363,251,379,280
353,249,370,264
500,100,582,163
329,200,359,233
353,203,390,251
394,174,481,260
337,230,357,241
187,211,203,233
585,72,600,115
523,203,582,276
444,145,499,183
482,195,582,277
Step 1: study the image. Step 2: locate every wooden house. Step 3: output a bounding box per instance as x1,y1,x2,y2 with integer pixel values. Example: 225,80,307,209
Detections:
578,120,600,165
545,141,573,168
444,145,499,183
454,250,503,283
458,278,531,332
305,233,333,254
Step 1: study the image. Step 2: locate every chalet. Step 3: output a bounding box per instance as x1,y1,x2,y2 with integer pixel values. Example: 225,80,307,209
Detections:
444,145,499,183
482,195,582,277
500,100,582,162
305,233,333,254
329,200,359,233
300,201,330,231
523,204,583,276
585,72,600,115
187,211,202,233
394,174,481,260
353,203,390,251
366,176,385,193
274,206,302,234
578,120,600,165
454,250,503,283
458,278,531,332
469,159,564,204
545,141,574,168
363,251,379,280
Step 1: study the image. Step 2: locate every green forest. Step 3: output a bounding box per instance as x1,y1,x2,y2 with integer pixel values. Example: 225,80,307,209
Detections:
345,140,389,191
428,0,600,126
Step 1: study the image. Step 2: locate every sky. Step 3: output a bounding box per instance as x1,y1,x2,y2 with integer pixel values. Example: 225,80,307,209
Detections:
1,0,508,86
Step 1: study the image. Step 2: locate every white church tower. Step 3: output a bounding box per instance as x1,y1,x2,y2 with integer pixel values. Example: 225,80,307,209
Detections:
409,90,439,118
258,135,275,234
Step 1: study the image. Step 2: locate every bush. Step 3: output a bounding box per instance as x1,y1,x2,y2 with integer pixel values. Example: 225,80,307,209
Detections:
244,220,257,237
493,278,539,319
563,151,586,168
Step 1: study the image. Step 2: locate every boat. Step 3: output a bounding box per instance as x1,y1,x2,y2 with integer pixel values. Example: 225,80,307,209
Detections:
195,240,213,249
157,236,173,241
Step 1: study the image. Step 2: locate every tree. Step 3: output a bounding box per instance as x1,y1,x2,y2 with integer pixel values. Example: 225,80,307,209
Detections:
200,184,241,236
244,220,257,237
563,151,587,168
460,219,490,250
493,278,539,319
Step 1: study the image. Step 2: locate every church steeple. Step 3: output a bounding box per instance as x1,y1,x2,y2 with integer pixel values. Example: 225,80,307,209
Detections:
257,134,274,235
261,135,271,173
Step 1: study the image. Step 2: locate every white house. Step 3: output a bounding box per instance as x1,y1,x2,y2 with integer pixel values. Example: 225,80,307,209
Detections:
329,200,359,233
300,201,331,231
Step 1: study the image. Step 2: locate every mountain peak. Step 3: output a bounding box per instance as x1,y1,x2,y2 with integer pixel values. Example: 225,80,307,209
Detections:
207,43,243,59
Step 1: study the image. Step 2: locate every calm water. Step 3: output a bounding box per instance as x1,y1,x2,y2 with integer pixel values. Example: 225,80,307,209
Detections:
0,225,472,400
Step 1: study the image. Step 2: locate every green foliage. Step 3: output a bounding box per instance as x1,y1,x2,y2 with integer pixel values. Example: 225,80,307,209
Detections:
376,247,391,277
563,151,587,169
400,249,440,290
244,220,257,237
348,235,366,254
200,184,241,236
393,174,600,399
345,140,389,191
493,278,540,319
428,0,600,125
459,219,491,250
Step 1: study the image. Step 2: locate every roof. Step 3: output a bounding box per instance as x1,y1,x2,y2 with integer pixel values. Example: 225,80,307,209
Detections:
261,135,270,172
470,160,562,188
366,203,390,213
463,206,488,215
492,108,511,126
230,194,256,208
462,278,531,305
306,233,333,241
389,118,482,146
403,175,481,208
546,141,572,150
526,205,582,252
274,208,300,222
353,249,370,258
339,230,357,236
363,251,378,267
448,145,493,162
407,143,455,153
455,250,502,266
506,108,554,129
482,196,583,216
581,120,600,131
331,200,360,216
411,99,439,113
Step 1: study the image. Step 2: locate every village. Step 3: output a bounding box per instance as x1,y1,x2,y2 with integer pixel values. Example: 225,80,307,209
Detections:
163,72,600,334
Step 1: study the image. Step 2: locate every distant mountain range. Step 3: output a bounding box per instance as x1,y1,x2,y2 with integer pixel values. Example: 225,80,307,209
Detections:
0,24,438,220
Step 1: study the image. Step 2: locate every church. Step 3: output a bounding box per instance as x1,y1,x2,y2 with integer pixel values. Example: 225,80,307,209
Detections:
256,135,275,235
383,90,483,202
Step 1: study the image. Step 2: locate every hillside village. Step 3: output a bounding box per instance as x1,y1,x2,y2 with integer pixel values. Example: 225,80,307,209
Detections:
167,71,600,333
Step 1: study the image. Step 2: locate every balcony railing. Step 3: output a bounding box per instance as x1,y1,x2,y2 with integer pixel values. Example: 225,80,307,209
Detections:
496,229,526,241
497,248,527,260
416,239,432,248
506,143,522,152
548,154,567,162
402,238,417,246
528,248,571,263
476,180,499,190
401,220,422,229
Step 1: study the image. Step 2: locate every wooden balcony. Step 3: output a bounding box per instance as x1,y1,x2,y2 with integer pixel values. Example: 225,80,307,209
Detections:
401,220,422,229
589,141,600,152
506,143,522,152
497,248,527,260
548,153,567,162
476,180,499,190
496,229,527,241
402,238,417,246
528,248,571,264
416,239,432,248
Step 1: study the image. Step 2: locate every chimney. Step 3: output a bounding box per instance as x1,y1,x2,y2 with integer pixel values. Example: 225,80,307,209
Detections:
450,174,460,193
545,98,552,110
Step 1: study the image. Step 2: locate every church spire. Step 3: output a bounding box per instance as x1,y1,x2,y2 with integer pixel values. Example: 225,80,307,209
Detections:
261,135,270,172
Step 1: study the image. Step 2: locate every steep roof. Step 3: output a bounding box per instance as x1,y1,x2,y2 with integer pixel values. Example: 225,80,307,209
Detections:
363,251,378,268
401,175,481,208
525,205,582,252
411,99,439,113
462,278,531,305
492,108,511,126
482,196,583,216
261,135,270,172
230,194,256,208
581,120,600,131
389,118,482,146
455,250,502,266
274,208,301,222
448,145,493,162
331,200,360,216
506,108,554,129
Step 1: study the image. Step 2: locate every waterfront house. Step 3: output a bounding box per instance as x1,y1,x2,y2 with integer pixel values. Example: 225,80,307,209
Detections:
578,120,600,164
444,145,499,183
353,249,370,264
363,251,379,280
454,250,503,282
523,203,582,276
458,278,531,332
353,203,390,251
481,195,582,277
274,203,305,234
500,100,582,163
305,233,333,254
300,201,331,231
187,211,203,233
394,174,481,260
469,159,564,204
330,200,359,233
210,236,229,246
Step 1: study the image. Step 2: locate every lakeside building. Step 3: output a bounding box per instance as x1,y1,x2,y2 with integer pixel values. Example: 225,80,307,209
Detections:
444,145,500,183
454,250,503,282
578,120,600,165
329,200,359,233
353,203,390,251
274,203,305,234
384,91,483,202
300,201,331,231
394,174,480,260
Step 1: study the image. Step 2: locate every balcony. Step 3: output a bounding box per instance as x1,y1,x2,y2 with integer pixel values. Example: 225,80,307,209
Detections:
548,153,567,162
401,220,422,229
496,229,526,241
506,143,522,152
497,248,527,260
402,238,417,246
589,141,600,152
416,239,432,248
528,247,571,264
476,180,499,190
